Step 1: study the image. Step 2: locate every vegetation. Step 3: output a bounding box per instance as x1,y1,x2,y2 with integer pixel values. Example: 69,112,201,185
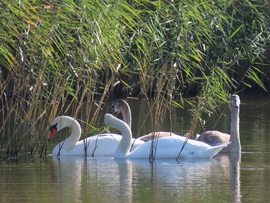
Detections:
0,0,269,160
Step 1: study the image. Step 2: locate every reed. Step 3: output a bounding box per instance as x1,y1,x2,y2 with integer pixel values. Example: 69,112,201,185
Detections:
0,0,269,160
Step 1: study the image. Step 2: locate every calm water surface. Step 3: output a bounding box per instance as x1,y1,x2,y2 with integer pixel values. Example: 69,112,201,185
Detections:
1,94,270,203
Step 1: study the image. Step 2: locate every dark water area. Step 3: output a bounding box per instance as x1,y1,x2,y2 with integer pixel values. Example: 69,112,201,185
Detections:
1,94,270,202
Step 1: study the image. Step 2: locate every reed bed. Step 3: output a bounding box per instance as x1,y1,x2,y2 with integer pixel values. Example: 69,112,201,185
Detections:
0,0,269,161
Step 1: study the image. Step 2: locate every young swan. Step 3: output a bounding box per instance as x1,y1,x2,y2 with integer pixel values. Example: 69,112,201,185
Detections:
196,94,241,152
104,113,230,159
108,99,177,141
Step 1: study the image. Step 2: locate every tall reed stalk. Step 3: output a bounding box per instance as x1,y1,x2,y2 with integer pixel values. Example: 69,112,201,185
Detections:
0,0,269,160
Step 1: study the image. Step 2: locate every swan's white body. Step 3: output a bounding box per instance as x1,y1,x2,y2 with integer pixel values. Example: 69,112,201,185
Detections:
48,116,144,156
196,94,241,152
104,114,230,159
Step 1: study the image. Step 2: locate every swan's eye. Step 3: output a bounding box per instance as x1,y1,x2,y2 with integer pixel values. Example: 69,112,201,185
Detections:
50,123,58,131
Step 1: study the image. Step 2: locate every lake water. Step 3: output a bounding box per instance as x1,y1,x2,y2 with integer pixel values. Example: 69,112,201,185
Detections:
1,94,270,203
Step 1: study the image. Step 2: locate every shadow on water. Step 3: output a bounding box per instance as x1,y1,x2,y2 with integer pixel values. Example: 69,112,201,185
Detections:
50,152,241,202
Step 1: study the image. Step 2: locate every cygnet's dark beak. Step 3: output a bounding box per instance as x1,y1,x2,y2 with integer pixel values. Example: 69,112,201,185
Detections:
107,104,116,114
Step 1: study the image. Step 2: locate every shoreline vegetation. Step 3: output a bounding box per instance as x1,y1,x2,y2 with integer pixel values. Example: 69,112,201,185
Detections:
0,0,269,160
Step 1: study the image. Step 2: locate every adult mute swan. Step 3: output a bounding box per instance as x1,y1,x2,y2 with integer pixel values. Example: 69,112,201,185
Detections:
196,94,241,152
108,99,177,141
48,116,144,156
104,113,230,159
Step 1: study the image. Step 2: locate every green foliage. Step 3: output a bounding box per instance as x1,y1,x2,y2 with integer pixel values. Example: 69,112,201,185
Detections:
0,0,269,160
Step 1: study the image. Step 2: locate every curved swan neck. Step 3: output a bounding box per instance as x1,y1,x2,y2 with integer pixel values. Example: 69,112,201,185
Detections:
104,114,131,158
120,101,132,128
53,116,81,151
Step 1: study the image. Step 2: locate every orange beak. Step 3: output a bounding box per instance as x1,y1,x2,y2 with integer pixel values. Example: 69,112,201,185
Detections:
48,128,57,141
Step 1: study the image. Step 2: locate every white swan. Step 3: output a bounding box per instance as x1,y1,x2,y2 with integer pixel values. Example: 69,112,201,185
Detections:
109,96,240,153
48,116,144,156
196,94,241,152
108,99,177,141
104,113,230,159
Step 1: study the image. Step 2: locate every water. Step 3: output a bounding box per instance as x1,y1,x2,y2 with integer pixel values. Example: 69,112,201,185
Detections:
1,94,270,203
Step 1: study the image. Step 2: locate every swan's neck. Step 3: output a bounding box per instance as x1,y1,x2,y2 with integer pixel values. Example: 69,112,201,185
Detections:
229,107,241,152
112,117,132,158
121,104,132,128
60,118,81,151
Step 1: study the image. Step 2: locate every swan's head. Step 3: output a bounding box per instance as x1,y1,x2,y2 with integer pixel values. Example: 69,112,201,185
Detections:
48,123,58,141
48,116,74,141
230,94,240,109
108,99,128,114
104,113,130,132
104,113,118,127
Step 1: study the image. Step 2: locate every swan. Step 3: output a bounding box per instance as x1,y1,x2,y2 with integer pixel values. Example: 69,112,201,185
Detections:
109,97,240,153
196,94,241,152
108,99,177,141
104,113,230,159
48,116,144,156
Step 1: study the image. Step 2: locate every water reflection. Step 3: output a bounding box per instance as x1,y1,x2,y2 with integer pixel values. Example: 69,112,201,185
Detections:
50,153,241,202
215,152,241,203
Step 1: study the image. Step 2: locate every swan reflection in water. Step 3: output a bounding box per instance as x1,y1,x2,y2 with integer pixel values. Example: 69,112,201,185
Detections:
50,152,241,203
